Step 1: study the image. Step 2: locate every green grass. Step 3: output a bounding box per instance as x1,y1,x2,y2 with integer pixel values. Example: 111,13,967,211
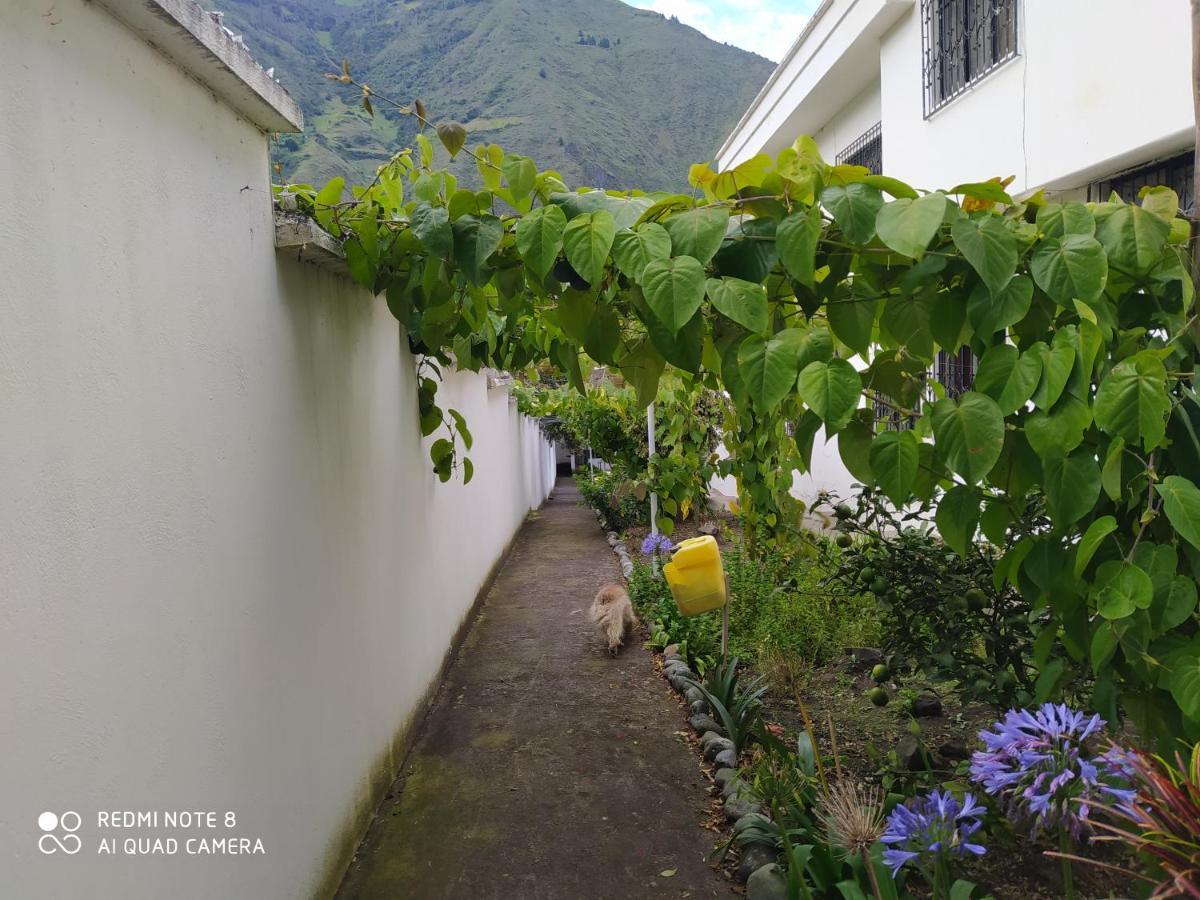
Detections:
628,543,881,676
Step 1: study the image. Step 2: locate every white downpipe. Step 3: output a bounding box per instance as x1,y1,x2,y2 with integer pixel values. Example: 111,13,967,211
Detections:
647,402,658,534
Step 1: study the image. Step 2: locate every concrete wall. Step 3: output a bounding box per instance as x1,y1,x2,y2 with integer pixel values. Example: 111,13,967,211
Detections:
0,1,555,897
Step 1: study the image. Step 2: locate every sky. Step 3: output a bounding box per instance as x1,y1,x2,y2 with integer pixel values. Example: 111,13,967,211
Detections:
626,0,819,62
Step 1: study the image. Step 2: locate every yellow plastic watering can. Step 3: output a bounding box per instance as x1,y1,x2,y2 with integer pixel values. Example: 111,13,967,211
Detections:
662,535,727,617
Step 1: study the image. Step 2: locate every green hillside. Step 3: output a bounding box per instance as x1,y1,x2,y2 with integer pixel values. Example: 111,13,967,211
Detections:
215,0,775,190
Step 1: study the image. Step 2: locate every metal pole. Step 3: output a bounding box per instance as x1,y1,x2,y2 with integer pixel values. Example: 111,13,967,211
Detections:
721,572,730,660
647,402,658,533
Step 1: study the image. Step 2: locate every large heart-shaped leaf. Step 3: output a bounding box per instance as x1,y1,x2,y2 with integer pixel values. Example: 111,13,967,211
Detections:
562,209,616,286
515,204,566,278
1092,560,1153,619
829,297,878,355
1170,654,1200,721
1025,396,1092,457
973,343,1042,415
1037,202,1095,239
1156,476,1200,551
952,215,1018,297
1030,339,1075,410
936,485,980,556
642,255,706,333
618,339,665,408
776,205,822,285
738,331,804,412
707,277,768,332
875,193,947,259
930,392,1005,484
611,222,671,281
821,183,883,245
451,214,504,286
1074,516,1117,578
966,274,1033,337
881,293,935,361
1094,351,1171,451
797,359,861,431
870,430,920,505
583,303,621,364
411,203,452,257
664,207,730,264
1043,450,1101,529
838,410,875,482
1096,202,1170,274
1030,233,1107,306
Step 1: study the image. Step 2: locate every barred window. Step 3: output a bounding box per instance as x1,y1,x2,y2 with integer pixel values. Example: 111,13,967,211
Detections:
922,0,1019,117
873,348,976,431
933,347,976,400
1088,151,1195,216
836,122,882,174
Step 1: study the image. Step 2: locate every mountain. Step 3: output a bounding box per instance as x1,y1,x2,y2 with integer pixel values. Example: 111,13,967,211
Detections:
214,0,776,191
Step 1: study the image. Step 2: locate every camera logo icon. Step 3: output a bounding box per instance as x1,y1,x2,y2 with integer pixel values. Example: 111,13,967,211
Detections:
38,811,82,855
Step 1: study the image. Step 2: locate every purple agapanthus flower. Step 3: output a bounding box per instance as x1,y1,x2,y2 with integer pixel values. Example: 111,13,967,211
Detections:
969,703,1132,840
640,533,674,556
880,788,987,876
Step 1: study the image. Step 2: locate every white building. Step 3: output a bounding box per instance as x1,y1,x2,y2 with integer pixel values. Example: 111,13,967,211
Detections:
716,0,1195,509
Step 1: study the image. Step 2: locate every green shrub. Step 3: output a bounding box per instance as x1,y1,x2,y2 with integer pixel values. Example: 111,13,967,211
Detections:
725,545,881,668
628,541,879,675
820,488,1053,708
573,468,647,531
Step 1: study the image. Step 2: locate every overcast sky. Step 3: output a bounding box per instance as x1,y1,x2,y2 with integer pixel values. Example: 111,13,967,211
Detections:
626,0,820,62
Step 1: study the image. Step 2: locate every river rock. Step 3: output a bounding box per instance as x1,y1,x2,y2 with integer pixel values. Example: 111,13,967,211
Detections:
747,863,788,900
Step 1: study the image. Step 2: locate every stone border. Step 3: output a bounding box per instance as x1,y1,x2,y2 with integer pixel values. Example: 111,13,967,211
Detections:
593,514,781,894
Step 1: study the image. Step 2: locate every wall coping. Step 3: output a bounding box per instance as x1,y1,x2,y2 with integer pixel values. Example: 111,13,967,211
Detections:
274,211,347,273
96,0,303,133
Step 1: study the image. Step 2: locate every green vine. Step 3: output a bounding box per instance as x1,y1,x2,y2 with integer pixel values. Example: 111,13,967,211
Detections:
277,70,1200,749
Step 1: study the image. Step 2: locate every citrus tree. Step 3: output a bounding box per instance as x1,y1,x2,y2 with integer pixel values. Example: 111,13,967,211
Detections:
277,77,1200,747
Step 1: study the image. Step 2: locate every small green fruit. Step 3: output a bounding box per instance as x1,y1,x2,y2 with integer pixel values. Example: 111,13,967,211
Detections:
950,596,969,613
867,687,889,707
870,577,889,595
965,588,987,611
835,533,853,548
835,504,853,519
871,663,890,683
859,566,876,583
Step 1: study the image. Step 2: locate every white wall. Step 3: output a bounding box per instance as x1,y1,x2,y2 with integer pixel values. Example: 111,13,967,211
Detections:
813,82,882,164
0,1,554,897
879,0,1194,194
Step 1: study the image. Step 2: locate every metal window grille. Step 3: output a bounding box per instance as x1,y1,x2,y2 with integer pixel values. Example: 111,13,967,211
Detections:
1088,151,1195,216
836,122,883,174
922,0,1019,117
933,347,976,400
874,348,976,431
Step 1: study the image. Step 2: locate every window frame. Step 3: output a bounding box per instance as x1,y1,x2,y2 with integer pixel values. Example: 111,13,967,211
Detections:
921,0,1020,118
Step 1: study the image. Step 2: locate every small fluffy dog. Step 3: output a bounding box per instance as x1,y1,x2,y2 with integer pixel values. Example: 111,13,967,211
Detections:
590,583,637,656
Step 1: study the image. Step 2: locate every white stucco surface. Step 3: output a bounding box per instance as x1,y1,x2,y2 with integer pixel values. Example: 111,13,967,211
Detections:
0,1,554,897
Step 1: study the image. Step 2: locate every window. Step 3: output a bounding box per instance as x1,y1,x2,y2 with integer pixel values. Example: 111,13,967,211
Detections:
836,122,883,174
922,0,1019,117
873,348,976,431
1088,150,1195,216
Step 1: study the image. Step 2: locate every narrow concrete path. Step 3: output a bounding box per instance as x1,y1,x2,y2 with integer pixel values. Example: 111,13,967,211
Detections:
336,479,725,900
